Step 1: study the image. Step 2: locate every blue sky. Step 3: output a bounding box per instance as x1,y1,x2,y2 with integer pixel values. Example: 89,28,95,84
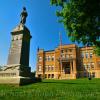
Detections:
0,0,78,71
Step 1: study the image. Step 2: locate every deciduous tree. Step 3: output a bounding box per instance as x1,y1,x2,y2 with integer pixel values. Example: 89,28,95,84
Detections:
50,0,100,55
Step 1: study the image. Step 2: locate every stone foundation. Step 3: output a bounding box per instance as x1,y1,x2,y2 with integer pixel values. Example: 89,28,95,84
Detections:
0,64,33,85
0,77,33,85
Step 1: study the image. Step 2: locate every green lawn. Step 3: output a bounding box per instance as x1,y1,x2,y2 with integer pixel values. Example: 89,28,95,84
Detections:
0,78,100,100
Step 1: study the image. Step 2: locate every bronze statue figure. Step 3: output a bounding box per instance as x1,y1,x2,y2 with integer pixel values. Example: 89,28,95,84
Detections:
20,7,28,25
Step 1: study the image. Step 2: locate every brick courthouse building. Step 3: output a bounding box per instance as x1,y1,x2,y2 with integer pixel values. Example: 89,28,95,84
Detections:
36,44,100,79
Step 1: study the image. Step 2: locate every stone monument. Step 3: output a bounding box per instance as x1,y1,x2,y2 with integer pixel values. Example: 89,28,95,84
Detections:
0,7,33,85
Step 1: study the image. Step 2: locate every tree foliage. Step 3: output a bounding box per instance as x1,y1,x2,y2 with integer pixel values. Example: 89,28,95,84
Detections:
50,0,100,55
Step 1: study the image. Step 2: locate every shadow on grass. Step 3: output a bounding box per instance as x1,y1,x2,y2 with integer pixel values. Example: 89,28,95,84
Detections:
41,81,96,85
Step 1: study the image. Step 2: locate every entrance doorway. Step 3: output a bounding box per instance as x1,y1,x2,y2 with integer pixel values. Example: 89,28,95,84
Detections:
62,62,70,74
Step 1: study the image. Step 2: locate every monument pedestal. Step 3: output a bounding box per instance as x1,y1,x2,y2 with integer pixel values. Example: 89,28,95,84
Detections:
0,64,33,85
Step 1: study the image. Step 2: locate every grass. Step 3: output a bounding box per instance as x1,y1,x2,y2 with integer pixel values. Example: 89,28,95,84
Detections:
0,78,100,100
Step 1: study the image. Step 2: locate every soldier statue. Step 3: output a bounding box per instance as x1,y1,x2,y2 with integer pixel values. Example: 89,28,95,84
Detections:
20,7,28,25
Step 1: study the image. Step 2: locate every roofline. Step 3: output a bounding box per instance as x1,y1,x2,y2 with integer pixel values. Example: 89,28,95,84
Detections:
38,44,94,52
58,43,77,46
44,50,54,52
79,46,93,48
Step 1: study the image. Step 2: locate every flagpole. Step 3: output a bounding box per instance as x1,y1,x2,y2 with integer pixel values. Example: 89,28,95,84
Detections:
59,32,62,79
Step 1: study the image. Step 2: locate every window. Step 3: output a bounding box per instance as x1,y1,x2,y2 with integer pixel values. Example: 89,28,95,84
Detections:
51,74,54,78
45,57,48,61
92,72,95,77
70,49,72,52
81,53,84,58
66,49,68,52
87,63,90,69
90,53,92,58
61,50,64,53
66,55,69,59
38,74,42,78
45,74,47,78
70,55,73,58
91,63,94,69
86,53,88,58
51,56,54,61
45,56,51,61
38,56,42,62
48,66,51,71
61,54,65,58
45,66,47,71
38,65,42,71
48,56,51,61
48,74,50,78
51,66,54,71
83,64,86,70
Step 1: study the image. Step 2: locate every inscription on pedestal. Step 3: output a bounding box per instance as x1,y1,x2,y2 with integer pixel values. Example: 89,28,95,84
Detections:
10,40,22,54
0,73,16,77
